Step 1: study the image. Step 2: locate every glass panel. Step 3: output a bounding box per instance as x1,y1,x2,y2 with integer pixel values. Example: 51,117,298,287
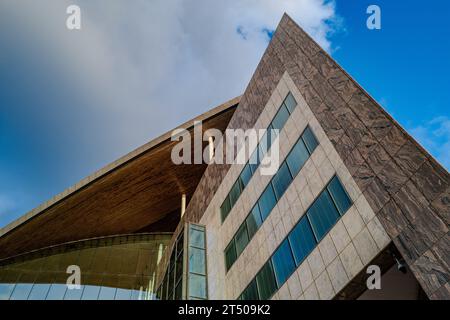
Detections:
271,105,290,130
64,286,84,300
307,190,340,241
176,233,184,256
28,284,51,300
220,196,231,222
289,217,317,265
258,131,269,161
175,250,183,282
258,184,277,221
255,261,277,300
0,283,15,300
246,204,263,239
189,227,205,249
327,176,352,215
98,286,116,300
302,126,318,154
81,285,101,300
188,273,206,299
9,283,33,300
235,224,249,256
272,240,296,287
241,279,259,300
224,240,237,271
174,280,182,300
168,265,175,299
189,247,206,275
46,284,67,300
240,163,253,188
284,92,297,114
271,162,293,200
286,138,309,177
115,288,132,300
229,180,242,207
249,149,260,174
161,273,168,300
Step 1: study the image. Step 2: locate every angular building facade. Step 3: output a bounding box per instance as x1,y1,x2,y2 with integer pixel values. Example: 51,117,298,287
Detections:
0,14,449,300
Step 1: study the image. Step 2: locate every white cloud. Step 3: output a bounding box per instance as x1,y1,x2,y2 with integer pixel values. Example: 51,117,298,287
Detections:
409,116,450,170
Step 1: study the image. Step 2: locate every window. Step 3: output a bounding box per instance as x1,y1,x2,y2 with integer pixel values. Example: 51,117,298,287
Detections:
271,162,293,200
189,247,206,275
271,105,290,131
249,149,260,174
241,280,259,300
229,180,242,207
9,284,33,300
220,196,231,222
235,224,249,256
288,216,317,265
28,284,51,300
224,240,237,271
258,131,269,161
255,261,277,300
284,92,297,114
240,164,253,188
307,190,340,241
271,239,296,286
189,225,205,249
246,205,263,239
286,138,309,177
302,126,318,153
327,176,352,215
258,184,277,221
188,273,207,299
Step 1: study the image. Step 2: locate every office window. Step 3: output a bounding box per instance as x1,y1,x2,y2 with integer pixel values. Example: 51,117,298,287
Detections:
286,138,309,177
288,216,317,265
258,131,269,161
327,176,352,215
255,261,277,300
241,279,259,300
235,224,249,256
271,162,293,200
284,92,297,114
258,184,277,221
246,205,263,239
188,273,207,299
240,164,253,188
271,239,296,286
249,149,260,174
189,225,205,249
220,196,231,222
229,180,242,207
189,247,206,275
224,240,237,271
301,126,318,153
307,190,340,241
271,105,290,131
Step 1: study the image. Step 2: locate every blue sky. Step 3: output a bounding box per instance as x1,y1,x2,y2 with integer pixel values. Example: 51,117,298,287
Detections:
0,0,448,228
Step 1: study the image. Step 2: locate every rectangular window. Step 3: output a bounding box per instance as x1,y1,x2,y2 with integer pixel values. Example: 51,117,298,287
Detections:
249,149,260,174
286,138,309,177
301,126,318,154
271,239,296,286
240,164,253,188
189,247,206,275
224,240,237,271
229,180,242,207
235,224,249,256
284,92,297,114
255,261,278,300
288,216,317,265
258,184,277,221
220,196,231,222
188,273,207,299
271,105,290,131
241,279,259,300
271,162,293,200
307,190,340,241
246,205,263,239
327,176,352,215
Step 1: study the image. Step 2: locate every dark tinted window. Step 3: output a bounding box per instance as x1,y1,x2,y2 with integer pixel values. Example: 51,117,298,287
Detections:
302,126,318,153
271,162,293,200
235,224,249,256
327,176,352,215
284,92,297,114
258,184,277,220
225,240,237,271
307,190,340,241
255,262,278,300
246,205,263,239
249,149,260,174
220,196,231,222
241,280,259,300
229,180,242,207
271,105,290,130
271,239,296,286
240,164,253,188
286,138,309,176
288,217,317,265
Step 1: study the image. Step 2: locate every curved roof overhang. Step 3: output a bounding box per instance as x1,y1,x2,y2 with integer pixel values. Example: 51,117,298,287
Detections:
0,96,240,261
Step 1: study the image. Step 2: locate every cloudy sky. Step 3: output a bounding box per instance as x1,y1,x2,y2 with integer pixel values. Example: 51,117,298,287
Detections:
0,0,449,227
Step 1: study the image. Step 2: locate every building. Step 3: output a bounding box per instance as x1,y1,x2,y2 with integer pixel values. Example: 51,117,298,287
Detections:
0,14,448,300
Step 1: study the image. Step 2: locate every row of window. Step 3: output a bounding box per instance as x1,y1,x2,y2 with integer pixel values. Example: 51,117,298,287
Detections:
220,92,298,223
158,232,184,300
224,126,319,272
238,175,352,300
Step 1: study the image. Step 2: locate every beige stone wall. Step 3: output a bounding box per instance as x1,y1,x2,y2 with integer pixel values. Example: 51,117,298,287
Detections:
200,72,391,300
